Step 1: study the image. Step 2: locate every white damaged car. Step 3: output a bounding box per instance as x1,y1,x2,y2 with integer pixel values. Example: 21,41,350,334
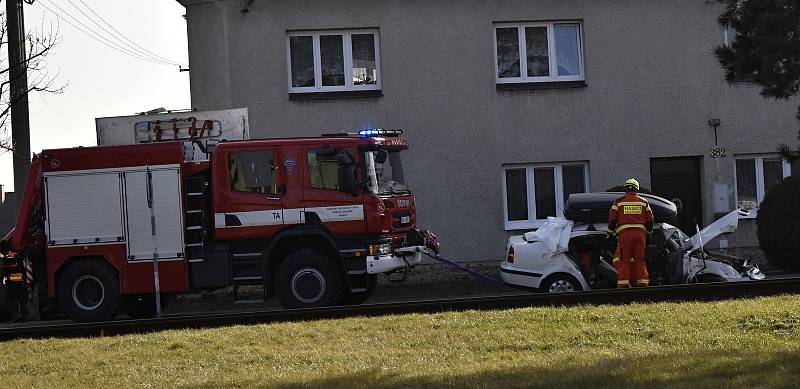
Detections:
500,192,764,293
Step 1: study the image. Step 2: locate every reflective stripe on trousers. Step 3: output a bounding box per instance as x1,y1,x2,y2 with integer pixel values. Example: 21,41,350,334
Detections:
616,224,645,234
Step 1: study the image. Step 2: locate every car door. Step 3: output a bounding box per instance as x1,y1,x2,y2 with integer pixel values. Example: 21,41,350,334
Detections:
214,146,287,240
301,145,366,236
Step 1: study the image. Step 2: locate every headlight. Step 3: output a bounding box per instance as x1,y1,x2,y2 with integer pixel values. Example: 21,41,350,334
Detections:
368,243,392,256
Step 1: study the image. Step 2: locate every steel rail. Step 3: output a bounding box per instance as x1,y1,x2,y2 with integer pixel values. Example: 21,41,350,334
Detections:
1,278,798,341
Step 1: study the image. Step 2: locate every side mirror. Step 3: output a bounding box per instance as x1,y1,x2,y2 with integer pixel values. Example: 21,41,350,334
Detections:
375,149,388,164
336,152,354,165
338,165,358,195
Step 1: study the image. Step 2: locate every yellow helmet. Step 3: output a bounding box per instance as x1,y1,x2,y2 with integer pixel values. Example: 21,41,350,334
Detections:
624,178,640,191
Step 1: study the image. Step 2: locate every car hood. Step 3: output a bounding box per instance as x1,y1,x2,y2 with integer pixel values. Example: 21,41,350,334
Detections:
689,209,749,251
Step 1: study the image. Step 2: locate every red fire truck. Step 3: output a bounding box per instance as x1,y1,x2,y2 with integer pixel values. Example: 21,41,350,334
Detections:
0,129,437,322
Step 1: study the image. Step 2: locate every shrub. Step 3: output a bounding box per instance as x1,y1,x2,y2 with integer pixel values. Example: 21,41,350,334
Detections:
757,176,800,270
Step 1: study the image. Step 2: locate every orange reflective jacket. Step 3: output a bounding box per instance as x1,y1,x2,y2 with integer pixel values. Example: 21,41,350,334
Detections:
608,192,654,233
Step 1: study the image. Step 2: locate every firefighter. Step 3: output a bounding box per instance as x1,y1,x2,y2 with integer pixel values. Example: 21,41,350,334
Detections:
608,178,654,288
1,250,29,322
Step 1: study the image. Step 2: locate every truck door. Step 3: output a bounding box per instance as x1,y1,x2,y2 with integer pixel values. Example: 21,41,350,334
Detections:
302,145,366,235
214,146,289,240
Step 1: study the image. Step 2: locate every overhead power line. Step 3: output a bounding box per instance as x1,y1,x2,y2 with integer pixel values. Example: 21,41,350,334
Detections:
68,0,184,66
36,0,187,68
74,0,181,65
37,0,176,66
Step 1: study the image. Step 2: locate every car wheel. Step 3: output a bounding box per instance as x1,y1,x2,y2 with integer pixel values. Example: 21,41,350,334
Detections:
57,259,120,322
540,274,583,293
274,250,343,309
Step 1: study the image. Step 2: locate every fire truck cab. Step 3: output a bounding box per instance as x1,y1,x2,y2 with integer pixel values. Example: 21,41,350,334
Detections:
1,129,435,322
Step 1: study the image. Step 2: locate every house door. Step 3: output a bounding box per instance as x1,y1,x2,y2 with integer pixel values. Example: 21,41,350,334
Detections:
650,156,703,232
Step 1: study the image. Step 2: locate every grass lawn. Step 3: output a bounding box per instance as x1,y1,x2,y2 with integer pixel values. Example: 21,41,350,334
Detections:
1,295,800,388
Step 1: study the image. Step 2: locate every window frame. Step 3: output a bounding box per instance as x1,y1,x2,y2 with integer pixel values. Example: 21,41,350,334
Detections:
493,21,585,85
733,154,791,218
227,150,279,195
502,162,590,230
286,29,382,94
306,147,358,191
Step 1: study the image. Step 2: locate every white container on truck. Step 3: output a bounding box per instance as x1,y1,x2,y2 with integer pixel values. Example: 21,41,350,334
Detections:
95,108,250,161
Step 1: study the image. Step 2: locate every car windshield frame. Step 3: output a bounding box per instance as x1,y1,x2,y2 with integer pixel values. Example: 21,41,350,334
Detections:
363,148,410,195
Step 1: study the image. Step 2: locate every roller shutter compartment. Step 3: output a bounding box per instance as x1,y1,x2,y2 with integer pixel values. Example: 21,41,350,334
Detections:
124,168,184,261
46,172,125,246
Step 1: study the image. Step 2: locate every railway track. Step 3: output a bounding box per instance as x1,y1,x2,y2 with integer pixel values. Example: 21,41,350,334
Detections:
1,277,798,341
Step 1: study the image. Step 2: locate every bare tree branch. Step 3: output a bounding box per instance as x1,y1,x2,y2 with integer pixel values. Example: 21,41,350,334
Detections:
0,10,64,155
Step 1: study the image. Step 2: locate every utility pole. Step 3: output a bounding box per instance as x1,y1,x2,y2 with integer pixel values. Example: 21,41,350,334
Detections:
6,0,31,201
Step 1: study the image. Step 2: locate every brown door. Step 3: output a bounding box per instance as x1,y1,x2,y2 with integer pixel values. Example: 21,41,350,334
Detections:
650,156,703,232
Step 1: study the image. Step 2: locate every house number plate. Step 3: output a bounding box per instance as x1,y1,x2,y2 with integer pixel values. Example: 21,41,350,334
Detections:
709,146,727,158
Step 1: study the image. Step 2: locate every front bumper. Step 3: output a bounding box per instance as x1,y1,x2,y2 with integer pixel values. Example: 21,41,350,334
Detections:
366,246,424,274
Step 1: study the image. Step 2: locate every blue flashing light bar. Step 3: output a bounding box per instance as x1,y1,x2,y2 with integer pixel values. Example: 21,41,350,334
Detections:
358,128,403,137
359,128,380,137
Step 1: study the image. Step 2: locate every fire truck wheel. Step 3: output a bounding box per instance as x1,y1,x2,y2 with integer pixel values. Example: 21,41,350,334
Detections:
274,250,343,309
57,259,120,322
340,274,377,305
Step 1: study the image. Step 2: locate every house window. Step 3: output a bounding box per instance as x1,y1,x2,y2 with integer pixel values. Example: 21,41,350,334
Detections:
494,22,584,84
502,162,589,229
287,29,381,93
734,155,791,216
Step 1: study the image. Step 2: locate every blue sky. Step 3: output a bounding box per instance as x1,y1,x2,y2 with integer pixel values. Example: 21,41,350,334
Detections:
1,0,190,191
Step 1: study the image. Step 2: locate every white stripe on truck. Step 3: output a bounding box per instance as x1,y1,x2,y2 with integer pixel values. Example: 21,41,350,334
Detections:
215,205,364,228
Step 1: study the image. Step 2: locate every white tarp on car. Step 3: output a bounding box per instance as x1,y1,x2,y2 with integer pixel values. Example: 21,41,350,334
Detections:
524,217,574,253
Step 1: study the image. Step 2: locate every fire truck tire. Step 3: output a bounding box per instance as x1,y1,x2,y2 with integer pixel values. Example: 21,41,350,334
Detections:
274,250,343,309
57,259,120,322
340,274,377,305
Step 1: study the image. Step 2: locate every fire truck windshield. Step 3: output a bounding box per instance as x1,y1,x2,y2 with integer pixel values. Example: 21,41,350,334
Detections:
364,149,409,195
